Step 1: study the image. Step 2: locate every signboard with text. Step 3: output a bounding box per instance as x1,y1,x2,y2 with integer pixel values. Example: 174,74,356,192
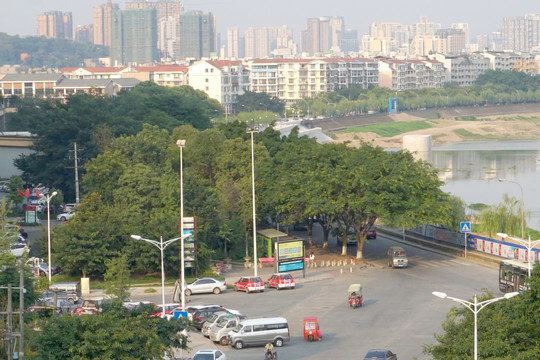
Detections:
181,216,196,268
276,240,305,274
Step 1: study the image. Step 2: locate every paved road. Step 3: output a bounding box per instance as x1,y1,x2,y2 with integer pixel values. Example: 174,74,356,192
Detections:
126,228,499,360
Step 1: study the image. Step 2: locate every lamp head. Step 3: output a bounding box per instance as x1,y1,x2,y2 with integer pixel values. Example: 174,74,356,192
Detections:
496,232,508,239
432,291,448,299
176,139,186,147
130,235,142,240
52,191,58,197
504,291,519,299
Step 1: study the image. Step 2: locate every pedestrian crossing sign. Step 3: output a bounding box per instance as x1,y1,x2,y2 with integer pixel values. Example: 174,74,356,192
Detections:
460,222,471,233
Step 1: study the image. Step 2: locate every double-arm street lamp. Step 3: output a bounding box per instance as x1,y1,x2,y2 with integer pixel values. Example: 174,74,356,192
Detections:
176,139,187,310
432,291,519,360
497,232,540,277
46,191,58,282
247,125,258,277
498,178,524,240
130,234,192,318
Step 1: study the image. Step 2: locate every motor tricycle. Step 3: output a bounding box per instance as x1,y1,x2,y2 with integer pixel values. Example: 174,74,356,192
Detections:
303,317,322,341
348,283,363,308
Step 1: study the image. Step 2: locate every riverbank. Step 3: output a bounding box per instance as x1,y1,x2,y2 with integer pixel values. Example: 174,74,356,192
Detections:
333,112,540,149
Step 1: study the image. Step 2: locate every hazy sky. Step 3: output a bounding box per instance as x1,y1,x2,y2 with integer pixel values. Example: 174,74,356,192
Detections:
2,1,539,40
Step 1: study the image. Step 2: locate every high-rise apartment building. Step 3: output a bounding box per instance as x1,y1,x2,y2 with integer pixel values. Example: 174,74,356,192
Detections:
36,11,73,39
304,17,330,55
329,16,344,50
125,1,182,59
179,11,216,60
436,29,466,55
110,9,158,65
227,27,240,58
93,1,118,46
75,25,94,43
502,14,540,52
339,29,359,55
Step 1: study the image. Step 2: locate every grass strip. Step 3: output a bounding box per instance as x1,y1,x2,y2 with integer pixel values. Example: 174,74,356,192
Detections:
340,120,432,137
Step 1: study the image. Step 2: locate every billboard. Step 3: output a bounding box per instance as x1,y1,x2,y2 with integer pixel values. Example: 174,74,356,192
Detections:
276,240,304,273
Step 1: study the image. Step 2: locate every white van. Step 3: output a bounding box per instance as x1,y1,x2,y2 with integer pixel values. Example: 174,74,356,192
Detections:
227,317,290,349
210,314,245,345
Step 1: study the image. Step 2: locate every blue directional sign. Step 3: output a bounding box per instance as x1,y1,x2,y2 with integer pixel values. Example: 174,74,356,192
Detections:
460,221,471,233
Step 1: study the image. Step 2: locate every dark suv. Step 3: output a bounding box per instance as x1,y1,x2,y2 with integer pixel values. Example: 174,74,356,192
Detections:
192,307,228,330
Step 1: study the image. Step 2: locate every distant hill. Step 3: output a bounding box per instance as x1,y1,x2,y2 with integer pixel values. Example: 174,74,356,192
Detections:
0,33,109,69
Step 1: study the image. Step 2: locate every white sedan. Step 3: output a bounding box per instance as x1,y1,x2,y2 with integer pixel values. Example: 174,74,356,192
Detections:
193,349,227,360
185,277,227,296
57,211,76,221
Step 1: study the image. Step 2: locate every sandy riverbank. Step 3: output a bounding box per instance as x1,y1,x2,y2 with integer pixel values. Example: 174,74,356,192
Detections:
333,112,540,149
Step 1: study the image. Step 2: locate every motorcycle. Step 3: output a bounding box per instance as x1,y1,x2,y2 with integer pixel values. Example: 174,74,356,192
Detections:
264,350,278,360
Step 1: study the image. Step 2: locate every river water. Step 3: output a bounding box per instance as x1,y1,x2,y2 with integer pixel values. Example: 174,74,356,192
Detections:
431,140,540,230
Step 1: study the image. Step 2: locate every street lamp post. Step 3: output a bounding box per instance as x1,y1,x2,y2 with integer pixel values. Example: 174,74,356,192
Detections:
497,232,540,277
247,125,258,277
176,139,186,310
498,178,524,240
46,191,58,282
432,291,519,360
130,234,190,318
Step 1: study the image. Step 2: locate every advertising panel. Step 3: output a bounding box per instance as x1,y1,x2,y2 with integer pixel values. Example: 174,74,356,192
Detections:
276,240,305,274
278,240,303,260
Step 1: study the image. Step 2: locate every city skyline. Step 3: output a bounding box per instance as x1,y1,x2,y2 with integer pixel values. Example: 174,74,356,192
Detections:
2,1,539,40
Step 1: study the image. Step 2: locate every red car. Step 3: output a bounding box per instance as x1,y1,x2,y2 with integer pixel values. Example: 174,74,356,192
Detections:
267,273,295,290
233,276,264,293
365,228,377,239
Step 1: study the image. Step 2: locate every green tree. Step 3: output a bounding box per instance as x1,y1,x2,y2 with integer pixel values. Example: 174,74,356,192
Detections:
31,303,188,359
104,254,131,300
424,265,540,359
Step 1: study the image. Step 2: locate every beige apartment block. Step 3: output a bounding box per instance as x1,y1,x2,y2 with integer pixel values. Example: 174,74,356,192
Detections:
248,58,379,104
378,59,444,91
188,60,250,116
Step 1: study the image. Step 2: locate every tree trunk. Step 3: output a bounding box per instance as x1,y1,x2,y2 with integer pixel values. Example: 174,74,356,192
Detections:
322,228,329,248
307,222,313,247
356,236,365,259
341,239,347,255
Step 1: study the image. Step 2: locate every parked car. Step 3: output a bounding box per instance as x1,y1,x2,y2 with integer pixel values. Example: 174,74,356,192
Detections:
202,311,231,337
209,313,246,345
149,303,182,318
57,210,76,221
267,273,295,290
363,349,398,360
192,349,227,360
185,277,227,296
233,276,264,293
365,227,377,239
186,304,222,321
192,307,230,330
0,181,9,193
26,258,60,277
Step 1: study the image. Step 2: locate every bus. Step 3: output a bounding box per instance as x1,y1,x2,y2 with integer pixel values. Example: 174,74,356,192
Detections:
499,260,530,294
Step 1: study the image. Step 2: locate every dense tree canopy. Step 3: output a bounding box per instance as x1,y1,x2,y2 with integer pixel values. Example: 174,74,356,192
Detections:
30,302,188,359
10,83,219,201
47,117,454,277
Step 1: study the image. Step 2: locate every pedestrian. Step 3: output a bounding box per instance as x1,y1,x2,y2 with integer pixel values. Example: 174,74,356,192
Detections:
309,252,315,267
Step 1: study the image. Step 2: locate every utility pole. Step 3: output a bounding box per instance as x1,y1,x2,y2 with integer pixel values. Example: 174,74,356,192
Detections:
74,142,80,204
66,142,82,204
19,260,24,359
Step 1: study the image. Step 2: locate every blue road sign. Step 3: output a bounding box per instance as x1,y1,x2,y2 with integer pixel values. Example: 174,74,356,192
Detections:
460,222,471,233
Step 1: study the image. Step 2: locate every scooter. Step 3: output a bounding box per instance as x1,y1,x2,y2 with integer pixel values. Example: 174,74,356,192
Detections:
265,350,278,360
